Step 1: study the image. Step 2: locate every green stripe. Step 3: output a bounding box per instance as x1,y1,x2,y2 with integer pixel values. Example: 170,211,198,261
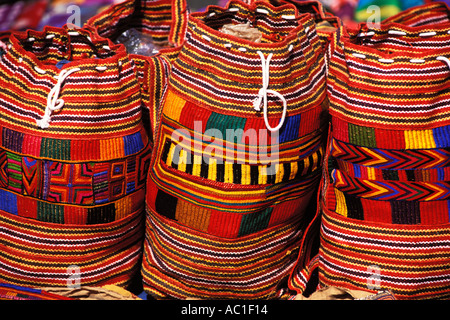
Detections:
40,138,71,161
37,201,64,224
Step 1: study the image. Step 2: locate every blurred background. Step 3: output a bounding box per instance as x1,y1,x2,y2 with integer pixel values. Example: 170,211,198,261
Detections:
0,0,441,34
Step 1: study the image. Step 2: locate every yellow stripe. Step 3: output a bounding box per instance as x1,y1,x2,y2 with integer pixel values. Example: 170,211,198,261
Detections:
224,162,233,184
275,163,283,184
241,163,250,185
207,158,217,181
259,165,267,185
178,148,187,173
334,188,347,217
100,137,125,160
192,154,202,177
404,129,437,149
163,90,186,122
290,162,298,180
367,166,376,180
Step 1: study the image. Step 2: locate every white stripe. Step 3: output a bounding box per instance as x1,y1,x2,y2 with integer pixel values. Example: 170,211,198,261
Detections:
419,31,437,37
378,58,394,63
388,30,407,36
357,31,375,37
351,53,366,59
256,8,269,14
34,66,46,74
281,14,296,20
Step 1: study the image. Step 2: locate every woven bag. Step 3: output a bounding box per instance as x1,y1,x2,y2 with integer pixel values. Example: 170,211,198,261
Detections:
142,0,328,299
0,26,151,289
382,1,450,26
86,0,189,141
320,10,450,299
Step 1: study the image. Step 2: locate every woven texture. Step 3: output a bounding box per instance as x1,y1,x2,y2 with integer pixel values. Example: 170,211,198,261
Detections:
86,0,188,49
142,0,328,299
320,4,450,299
0,26,150,288
0,282,73,300
86,0,189,141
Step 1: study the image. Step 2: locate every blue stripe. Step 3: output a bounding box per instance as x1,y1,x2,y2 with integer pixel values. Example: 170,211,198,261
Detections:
433,125,450,148
123,131,145,156
279,114,301,143
0,189,17,215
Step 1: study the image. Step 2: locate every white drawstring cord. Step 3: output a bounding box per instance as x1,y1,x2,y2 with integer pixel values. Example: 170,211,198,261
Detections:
437,56,450,70
253,50,287,132
36,67,80,129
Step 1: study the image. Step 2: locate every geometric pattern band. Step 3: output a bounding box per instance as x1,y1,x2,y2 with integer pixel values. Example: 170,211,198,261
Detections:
0,142,151,209
160,135,324,186
331,138,450,170
0,126,148,162
332,115,450,150
0,187,145,225
332,168,450,201
149,182,316,238
334,158,450,183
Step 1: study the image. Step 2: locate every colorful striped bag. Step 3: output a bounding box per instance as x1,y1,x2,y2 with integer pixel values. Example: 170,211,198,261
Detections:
142,0,328,299
0,25,151,289
320,7,450,299
86,0,189,140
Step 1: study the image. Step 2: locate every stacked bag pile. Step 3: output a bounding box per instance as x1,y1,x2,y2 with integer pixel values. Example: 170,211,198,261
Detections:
0,0,448,300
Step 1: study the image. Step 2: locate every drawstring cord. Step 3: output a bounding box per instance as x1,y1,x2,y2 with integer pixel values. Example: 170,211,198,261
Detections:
36,67,80,129
253,50,287,133
437,56,450,70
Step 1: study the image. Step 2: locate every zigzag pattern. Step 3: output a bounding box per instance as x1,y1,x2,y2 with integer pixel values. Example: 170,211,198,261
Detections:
0,150,7,189
22,157,41,197
333,169,450,201
335,157,450,182
332,138,450,170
